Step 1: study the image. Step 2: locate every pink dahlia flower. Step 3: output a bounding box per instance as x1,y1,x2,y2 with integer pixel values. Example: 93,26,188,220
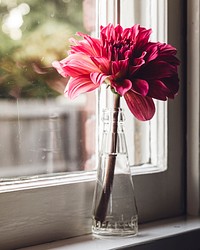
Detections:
52,24,180,121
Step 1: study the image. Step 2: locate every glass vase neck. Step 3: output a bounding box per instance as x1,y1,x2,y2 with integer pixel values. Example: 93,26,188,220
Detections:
102,108,125,122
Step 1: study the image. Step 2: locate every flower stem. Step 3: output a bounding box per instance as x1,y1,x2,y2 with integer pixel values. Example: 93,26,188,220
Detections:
94,94,121,223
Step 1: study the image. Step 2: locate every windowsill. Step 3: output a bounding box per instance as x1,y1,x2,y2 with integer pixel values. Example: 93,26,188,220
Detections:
20,216,200,250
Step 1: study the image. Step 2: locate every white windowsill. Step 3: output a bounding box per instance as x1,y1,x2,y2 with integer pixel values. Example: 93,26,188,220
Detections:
20,216,200,250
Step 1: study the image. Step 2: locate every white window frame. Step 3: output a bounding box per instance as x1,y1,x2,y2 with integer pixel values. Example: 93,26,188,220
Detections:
0,0,187,249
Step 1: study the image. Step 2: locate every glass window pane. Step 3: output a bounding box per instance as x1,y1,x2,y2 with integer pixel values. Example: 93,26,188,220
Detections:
0,0,96,178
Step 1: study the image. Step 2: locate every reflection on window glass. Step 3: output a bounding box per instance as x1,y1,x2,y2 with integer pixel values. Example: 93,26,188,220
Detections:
0,0,96,178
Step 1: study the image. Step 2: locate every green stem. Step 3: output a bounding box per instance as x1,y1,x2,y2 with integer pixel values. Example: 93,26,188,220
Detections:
94,94,121,223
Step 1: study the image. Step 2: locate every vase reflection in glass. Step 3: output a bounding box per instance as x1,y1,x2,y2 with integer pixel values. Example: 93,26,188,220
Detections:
92,107,138,237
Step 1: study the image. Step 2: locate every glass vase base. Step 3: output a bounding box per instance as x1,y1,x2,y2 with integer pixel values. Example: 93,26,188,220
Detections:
92,216,138,238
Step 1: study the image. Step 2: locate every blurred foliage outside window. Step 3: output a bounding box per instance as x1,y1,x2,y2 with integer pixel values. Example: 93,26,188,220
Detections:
0,0,86,99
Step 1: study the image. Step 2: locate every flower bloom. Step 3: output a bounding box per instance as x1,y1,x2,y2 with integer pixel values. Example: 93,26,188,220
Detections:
52,24,180,121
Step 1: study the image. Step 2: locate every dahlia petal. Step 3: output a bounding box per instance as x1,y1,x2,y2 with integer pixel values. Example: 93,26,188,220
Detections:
158,43,177,56
90,57,110,74
66,61,98,76
162,75,180,98
70,44,95,56
111,59,129,76
129,56,145,75
129,64,142,75
139,61,177,79
75,33,101,56
136,26,152,47
148,80,171,100
90,72,108,85
132,79,149,96
100,24,115,41
114,25,123,40
158,55,180,66
124,90,155,121
65,75,100,99
111,79,132,96
123,25,139,41
52,60,68,78
59,54,100,77
144,43,159,62
81,36,102,56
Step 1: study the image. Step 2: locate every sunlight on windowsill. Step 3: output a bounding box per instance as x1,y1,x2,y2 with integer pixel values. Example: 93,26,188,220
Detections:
20,216,200,250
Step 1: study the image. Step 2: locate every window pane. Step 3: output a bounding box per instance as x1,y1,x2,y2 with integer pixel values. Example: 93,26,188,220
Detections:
0,0,96,178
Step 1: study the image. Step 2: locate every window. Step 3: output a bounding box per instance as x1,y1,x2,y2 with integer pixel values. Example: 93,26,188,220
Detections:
0,0,97,178
0,0,167,181
0,0,186,249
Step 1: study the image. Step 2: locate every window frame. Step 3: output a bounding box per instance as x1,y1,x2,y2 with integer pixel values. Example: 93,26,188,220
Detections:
187,0,200,216
0,0,187,249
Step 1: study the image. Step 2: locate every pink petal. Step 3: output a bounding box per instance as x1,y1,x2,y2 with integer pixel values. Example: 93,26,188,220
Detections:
122,25,140,41
59,54,100,77
65,75,100,99
144,43,159,62
78,34,102,56
158,43,177,56
71,34,101,56
52,60,69,78
132,79,149,96
111,79,132,96
114,25,123,40
90,57,111,74
90,72,108,85
136,26,152,47
100,24,115,41
129,56,145,76
158,55,180,66
124,90,155,121
111,59,129,76
148,80,171,100
139,61,177,80
161,75,179,98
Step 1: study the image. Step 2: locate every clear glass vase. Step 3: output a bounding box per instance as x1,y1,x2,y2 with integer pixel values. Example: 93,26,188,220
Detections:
92,108,138,237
